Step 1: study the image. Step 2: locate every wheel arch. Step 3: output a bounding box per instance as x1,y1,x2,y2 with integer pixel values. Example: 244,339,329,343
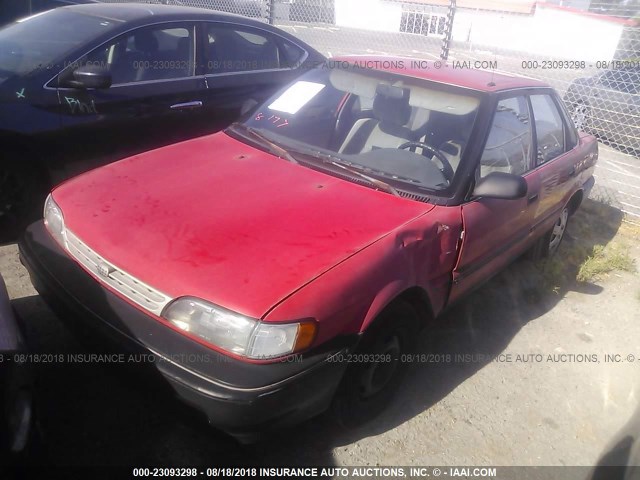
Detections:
567,189,584,216
361,284,435,334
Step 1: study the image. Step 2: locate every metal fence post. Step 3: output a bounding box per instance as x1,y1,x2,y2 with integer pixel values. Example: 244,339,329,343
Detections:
440,0,456,61
268,0,277,25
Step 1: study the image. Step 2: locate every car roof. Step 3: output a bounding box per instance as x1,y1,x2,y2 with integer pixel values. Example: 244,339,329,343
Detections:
338,55,549,93
62,2,248,22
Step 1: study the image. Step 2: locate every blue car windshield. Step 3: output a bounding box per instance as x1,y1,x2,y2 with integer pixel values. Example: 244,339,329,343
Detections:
0,9,121,77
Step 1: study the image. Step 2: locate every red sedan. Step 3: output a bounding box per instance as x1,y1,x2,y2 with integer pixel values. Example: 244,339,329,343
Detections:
19,57,597,441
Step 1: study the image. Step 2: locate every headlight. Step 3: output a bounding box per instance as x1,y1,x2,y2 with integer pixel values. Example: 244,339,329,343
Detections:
43,194,66,247
162,297,316,359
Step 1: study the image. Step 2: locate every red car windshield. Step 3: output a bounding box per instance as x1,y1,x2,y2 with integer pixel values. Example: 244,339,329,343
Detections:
239,67,481,194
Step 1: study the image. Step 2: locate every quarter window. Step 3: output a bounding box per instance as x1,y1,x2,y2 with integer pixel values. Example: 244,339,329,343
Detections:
479,96,533,178
530,94,566,164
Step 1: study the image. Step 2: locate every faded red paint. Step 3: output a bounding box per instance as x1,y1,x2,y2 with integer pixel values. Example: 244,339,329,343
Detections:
53,132,432,320
48,56,597,357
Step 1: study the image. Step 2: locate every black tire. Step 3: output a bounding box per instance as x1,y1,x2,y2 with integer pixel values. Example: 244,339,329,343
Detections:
0,161,45,241
5,389,34,453
332,301,420,428
529,206,570,261
1,374,43,466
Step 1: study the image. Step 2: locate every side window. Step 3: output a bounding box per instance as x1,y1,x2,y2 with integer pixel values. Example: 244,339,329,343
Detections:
205,24,296,74
530,94,566,164
479,96,533,178
80,24,194,84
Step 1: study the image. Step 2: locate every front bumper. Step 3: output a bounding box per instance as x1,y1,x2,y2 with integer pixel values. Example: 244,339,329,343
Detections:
19,221,353,437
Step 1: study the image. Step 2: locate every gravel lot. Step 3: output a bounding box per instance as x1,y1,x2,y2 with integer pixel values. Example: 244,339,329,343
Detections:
1,195,639,468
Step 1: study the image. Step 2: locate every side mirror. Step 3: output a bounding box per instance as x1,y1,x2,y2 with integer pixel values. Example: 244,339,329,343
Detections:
473,172,528,200
70,66,112,89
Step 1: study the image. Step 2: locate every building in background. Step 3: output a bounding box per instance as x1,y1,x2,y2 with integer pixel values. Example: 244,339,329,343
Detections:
332,0,638,61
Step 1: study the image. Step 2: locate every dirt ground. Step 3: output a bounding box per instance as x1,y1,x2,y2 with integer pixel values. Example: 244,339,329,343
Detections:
0,199,639,468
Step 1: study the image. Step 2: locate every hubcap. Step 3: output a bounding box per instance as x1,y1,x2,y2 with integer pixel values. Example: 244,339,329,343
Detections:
359,335,401,399
549,208,569,255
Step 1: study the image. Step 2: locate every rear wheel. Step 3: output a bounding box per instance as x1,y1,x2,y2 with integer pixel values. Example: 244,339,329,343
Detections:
529,206,569,260
332,301,420,428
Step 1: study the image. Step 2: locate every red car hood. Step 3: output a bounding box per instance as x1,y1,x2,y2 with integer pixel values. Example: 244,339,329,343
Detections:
54,132,433,319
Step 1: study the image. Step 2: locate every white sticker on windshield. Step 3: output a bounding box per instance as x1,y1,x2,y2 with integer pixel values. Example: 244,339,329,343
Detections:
268,81,326,115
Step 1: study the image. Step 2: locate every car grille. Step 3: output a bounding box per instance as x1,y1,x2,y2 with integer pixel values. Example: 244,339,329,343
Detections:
65,229,172,316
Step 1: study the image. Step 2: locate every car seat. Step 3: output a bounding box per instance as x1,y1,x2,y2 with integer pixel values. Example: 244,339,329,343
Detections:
339,84,416,154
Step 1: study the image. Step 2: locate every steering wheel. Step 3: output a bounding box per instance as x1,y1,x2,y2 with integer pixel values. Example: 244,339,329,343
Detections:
398,141,455,182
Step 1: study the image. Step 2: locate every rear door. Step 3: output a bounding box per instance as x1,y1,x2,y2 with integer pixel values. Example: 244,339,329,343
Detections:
529,91,578,234
201,21,311,132
55,22,207,177
449,95,541,303
529,92,583,233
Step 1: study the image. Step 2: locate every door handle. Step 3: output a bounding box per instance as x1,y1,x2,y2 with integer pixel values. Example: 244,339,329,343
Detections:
528,194,539,204
170,101,203,110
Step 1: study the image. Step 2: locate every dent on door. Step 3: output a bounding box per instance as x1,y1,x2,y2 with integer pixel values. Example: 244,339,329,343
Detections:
449,192,536,304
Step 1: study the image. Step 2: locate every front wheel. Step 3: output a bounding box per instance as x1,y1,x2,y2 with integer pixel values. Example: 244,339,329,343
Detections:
331,301,420,428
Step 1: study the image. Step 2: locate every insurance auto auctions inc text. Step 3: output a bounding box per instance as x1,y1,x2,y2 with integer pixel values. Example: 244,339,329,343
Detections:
255,467,497,478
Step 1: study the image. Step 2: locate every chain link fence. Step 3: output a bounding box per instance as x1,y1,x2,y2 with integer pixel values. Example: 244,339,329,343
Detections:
97,0,640,222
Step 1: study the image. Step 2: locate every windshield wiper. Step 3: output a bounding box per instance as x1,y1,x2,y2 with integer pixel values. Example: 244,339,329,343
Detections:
290,148,400,197
227,123,298,165
329,161,400,197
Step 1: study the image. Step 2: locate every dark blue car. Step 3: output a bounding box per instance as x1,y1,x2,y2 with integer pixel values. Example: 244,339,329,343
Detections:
0,2,324,238
0,0,98,26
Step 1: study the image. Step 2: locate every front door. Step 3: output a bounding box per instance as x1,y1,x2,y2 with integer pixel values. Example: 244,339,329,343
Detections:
55,22,207,180
450,95,541,303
